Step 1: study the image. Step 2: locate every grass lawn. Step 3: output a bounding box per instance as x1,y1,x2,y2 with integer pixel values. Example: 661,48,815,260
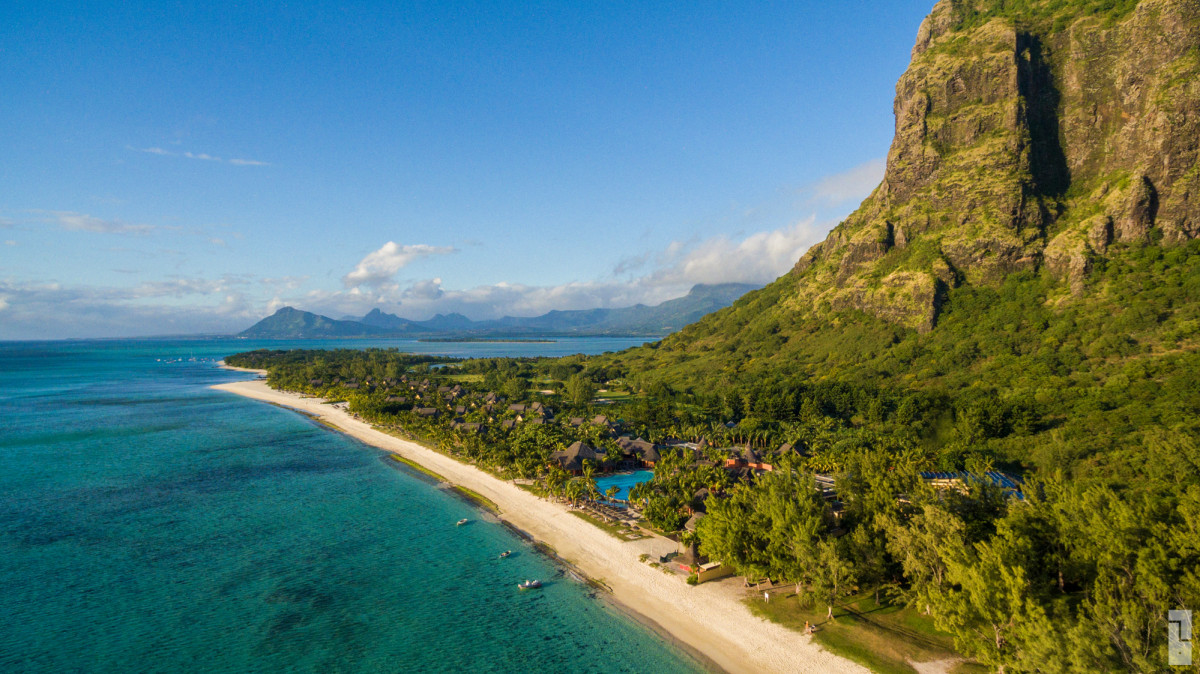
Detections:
595,389,635,400
445,374,484,383
747,590,979,674
567,510,648,541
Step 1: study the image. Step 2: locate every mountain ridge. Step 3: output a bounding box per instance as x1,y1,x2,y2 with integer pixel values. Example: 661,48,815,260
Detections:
239,282,760,338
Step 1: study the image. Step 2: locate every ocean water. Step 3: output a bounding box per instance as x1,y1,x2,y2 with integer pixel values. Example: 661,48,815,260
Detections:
0,338,705,673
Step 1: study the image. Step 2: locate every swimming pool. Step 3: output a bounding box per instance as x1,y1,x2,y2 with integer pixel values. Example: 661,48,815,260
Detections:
594,470,654,501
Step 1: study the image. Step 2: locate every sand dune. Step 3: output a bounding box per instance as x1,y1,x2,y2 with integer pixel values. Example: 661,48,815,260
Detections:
211,378,865,674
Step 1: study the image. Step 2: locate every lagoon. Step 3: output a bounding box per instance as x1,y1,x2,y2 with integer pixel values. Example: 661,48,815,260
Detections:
0,338,706,673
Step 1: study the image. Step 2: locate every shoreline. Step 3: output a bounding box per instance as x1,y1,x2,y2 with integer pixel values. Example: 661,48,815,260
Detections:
215,361,267,375
210,376,867,674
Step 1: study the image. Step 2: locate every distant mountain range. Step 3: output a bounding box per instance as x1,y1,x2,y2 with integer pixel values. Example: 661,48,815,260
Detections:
238,283,760,338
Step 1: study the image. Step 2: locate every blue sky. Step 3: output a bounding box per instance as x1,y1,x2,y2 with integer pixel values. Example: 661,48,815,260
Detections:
0,0,934,339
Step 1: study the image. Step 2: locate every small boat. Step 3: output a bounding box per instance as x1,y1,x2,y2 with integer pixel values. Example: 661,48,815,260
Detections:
499,550,512,558
518,579,542,590
456,518,469,526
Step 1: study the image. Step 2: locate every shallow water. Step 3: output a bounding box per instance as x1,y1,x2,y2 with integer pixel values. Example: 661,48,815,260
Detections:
0,338,704,673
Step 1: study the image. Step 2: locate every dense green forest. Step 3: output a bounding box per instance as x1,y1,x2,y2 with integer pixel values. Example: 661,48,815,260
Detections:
228,333,1199,671
592,240,1200,490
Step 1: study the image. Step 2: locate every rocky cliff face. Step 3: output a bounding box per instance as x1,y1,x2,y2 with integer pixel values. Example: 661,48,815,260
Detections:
791,0,1199,331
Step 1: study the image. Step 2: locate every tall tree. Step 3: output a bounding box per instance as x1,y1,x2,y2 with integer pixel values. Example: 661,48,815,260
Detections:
565,374,596,406
810,538,857,620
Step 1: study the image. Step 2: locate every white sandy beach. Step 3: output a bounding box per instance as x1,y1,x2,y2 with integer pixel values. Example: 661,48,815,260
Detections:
211,375,867,674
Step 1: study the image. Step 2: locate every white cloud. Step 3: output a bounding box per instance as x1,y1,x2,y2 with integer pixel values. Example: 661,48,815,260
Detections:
45,211,156,235
315,161,870,320
643,215,823,288
261,275,308,291
3,240,15,246
342,242,456,288
129,277,234,299
0,277,261,339
612,250,653,276
300,278,659,322
130,146,269,166
0,295,8,311
20,157,872,336
807,157,886,206
294,214,834,322
404,277,445,300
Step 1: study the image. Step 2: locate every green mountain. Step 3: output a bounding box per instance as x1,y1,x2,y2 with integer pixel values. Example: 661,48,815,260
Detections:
600,0,1200,478
601,282,764,333
238,306,392,338
357,308,436,333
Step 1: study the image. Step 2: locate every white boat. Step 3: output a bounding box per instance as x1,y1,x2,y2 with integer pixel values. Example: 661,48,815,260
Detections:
518,579,542,590
499,550,512,558
456,518,469,526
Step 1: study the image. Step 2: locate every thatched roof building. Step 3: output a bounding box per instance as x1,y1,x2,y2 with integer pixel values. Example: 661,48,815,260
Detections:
549,440,600,473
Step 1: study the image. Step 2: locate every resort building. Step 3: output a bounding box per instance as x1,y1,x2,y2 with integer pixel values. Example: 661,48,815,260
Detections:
549,441,600,474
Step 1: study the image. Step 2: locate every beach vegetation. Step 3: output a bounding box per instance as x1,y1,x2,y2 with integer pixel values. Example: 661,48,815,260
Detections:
452,486,499,514
227,259,1200,672
750,589,965,674
386,454,447,483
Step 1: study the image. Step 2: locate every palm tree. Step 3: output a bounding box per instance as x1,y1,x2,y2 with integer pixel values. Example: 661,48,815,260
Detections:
581,462,599,502
628,481,651,506
564,478,585,505
544,464,568,501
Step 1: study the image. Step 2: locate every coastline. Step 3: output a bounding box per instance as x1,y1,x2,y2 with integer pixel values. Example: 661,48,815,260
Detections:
216,361,267,375
210,376,867,674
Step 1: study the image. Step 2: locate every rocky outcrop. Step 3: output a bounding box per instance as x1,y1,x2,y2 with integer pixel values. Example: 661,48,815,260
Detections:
1057,1,1200,238
788,0,1200,330
1117,174,1158,242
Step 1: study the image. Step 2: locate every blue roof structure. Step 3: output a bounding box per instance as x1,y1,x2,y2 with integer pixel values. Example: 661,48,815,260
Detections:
919,470,1024,494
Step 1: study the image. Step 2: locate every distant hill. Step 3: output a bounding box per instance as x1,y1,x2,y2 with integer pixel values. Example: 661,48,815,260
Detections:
411,312,477,332
238,283,760,338
357,308,430,333
238,306,391,338
484,282,761,335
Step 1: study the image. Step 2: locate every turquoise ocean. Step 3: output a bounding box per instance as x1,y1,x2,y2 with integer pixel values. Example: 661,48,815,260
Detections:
0,338,706,673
